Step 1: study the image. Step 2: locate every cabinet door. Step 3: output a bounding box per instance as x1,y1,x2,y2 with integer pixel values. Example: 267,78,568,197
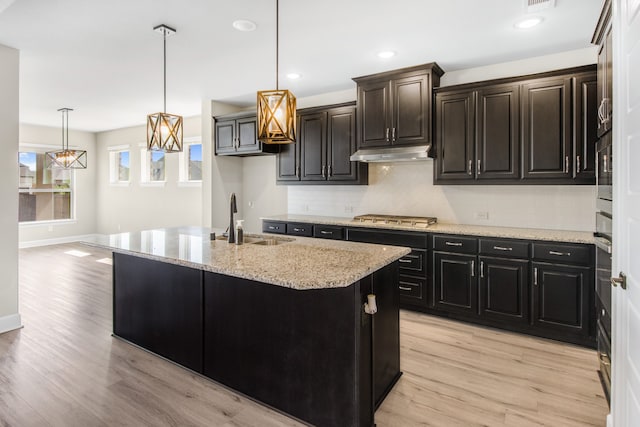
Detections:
604,29,612,134
532,262,592,338
300,112,327,181
476,84,520,180
597,27,613,137
391,73,430,146
434,90,475,181
276,141,299,182
479,256,529,324
433,252,477,315
522,77,572,179
327,106,357,181
357,79,391,148
235,116,260,153
215,118,236,154
573,73,598,180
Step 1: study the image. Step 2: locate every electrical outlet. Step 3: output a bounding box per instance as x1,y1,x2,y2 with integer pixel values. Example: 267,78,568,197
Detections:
344,206,354,213
302,204,309,212
474,211,489,220
248,201,254,208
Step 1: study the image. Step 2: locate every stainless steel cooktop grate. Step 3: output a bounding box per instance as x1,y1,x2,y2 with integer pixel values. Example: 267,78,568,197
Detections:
352,214,437,227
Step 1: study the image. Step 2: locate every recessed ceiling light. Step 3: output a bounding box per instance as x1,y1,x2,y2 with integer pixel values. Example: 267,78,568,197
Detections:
286,73,301,80
515,17,543,29
232,20,257,32
377,51,396,59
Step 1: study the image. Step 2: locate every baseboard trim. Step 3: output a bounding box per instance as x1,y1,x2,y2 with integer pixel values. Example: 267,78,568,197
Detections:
19,234,101,249
0,313,23,334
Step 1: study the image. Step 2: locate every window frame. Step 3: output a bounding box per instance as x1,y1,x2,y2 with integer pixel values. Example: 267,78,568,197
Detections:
18,144,77,226
178,137,203,187
140,143,167,187
108,144,131,187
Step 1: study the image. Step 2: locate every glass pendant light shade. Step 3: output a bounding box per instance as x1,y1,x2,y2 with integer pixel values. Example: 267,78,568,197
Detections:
256,0,297,144
257,89,296,144
45,108,87,169
147,112,183,152
146,24,183,152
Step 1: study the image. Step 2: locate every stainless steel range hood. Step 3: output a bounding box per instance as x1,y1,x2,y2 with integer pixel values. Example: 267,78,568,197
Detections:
349,144,431,162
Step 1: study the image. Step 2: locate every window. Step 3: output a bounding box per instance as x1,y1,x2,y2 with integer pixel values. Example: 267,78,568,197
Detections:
140,146,166,185
19,151,74,223
179,141,202,184
109,147,130,185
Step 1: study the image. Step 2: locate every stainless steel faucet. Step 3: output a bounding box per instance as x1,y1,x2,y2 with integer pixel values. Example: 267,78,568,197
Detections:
228,192,237,243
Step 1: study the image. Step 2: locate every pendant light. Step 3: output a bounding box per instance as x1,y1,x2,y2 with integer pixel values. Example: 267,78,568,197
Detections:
257,0,296,144
45,108,87,169
147,24,183,152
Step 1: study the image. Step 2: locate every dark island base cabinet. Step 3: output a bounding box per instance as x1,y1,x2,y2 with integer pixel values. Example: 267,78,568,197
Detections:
112,251,401,427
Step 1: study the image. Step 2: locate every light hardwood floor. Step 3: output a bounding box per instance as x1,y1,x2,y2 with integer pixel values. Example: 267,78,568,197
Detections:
0,243,608,426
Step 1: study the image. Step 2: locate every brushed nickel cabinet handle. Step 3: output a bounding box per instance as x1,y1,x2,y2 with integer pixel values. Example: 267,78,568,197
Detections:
477,159,481,175
598,99,606,124
322,165,327,179
293,228,304,232
328,165,332,177
399,286,413,291
603,154,608,173
445,241,463,247
493,246,513,251
480,261,484,278
386,128,390,142
534,267,538,286
468,159,472,175
399,259,412,263
296,166,300,178
470,260,475,277
320,230,333,235
565,156,569,174
549,250,571,256
577,155,581,173
392,127,396,142
603,98,611,124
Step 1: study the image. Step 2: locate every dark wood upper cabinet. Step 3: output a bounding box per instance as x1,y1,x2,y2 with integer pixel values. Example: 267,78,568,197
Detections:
477,84,520,180
434,65,596,185
354,63,443,149
214,112,279,156
573,73,598,180
276,102,367,185
300,112,327,181
593,0,613,138
434,90,475,181
521,76,572,179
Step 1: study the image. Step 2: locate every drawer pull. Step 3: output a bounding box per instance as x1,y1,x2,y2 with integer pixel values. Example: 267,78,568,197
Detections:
399,286,413,291
445,241,463,247
549,250,570,257
493,246,513,251
320,230,334,235
399,259,412,263
534,267,538,286
470,260,475,277
293,228,304,232
268,226,279,230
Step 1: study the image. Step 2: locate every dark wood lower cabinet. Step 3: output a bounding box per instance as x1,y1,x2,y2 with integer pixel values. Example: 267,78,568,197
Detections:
479,256,529,324
532,262,593,340
433,252,477,315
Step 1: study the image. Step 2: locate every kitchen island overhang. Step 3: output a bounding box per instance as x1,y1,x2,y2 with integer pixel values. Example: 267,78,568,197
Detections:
88,226,410,427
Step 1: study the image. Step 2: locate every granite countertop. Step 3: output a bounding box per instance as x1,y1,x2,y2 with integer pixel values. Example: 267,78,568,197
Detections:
84,226,410,291
262,214,595,244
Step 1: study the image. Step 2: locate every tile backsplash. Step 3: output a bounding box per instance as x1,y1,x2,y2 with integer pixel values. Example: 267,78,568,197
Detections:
288,161,595,232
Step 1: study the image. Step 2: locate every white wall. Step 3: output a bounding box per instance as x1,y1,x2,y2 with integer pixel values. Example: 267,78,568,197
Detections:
95,115,203,234
0,43,21,333
285,48,599,232
241,156,288,232
18,124,97,244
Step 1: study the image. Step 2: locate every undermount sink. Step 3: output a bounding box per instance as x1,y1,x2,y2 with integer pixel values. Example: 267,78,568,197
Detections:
216,233,294,246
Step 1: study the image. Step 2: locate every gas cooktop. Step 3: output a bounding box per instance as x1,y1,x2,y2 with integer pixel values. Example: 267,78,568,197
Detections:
352,214,437,228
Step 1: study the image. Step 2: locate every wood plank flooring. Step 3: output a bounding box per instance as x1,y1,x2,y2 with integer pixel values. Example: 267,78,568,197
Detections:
0,243,608,426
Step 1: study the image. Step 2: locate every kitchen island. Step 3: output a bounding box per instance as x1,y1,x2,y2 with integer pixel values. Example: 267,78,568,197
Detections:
88,226,410,427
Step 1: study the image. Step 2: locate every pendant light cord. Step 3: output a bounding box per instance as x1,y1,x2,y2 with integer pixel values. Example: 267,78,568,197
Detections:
276,0,279,90
163,30,167,114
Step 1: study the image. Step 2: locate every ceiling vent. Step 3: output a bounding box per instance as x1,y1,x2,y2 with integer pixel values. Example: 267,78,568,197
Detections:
524,0,556,13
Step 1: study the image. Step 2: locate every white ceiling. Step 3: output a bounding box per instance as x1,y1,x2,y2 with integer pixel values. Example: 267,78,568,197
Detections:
0,0,602,132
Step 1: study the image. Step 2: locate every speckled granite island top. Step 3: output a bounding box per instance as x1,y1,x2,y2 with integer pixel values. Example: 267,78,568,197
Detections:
262,214,595,244
85,226,411,290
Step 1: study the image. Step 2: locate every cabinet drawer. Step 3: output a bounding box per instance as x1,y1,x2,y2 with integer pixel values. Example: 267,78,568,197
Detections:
398,275,426,302
314,225,344,240
479,238,529,258
532,242,592,265
433,235,477,254
286,222,313,237
262,221,286,235
398,249,426,275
